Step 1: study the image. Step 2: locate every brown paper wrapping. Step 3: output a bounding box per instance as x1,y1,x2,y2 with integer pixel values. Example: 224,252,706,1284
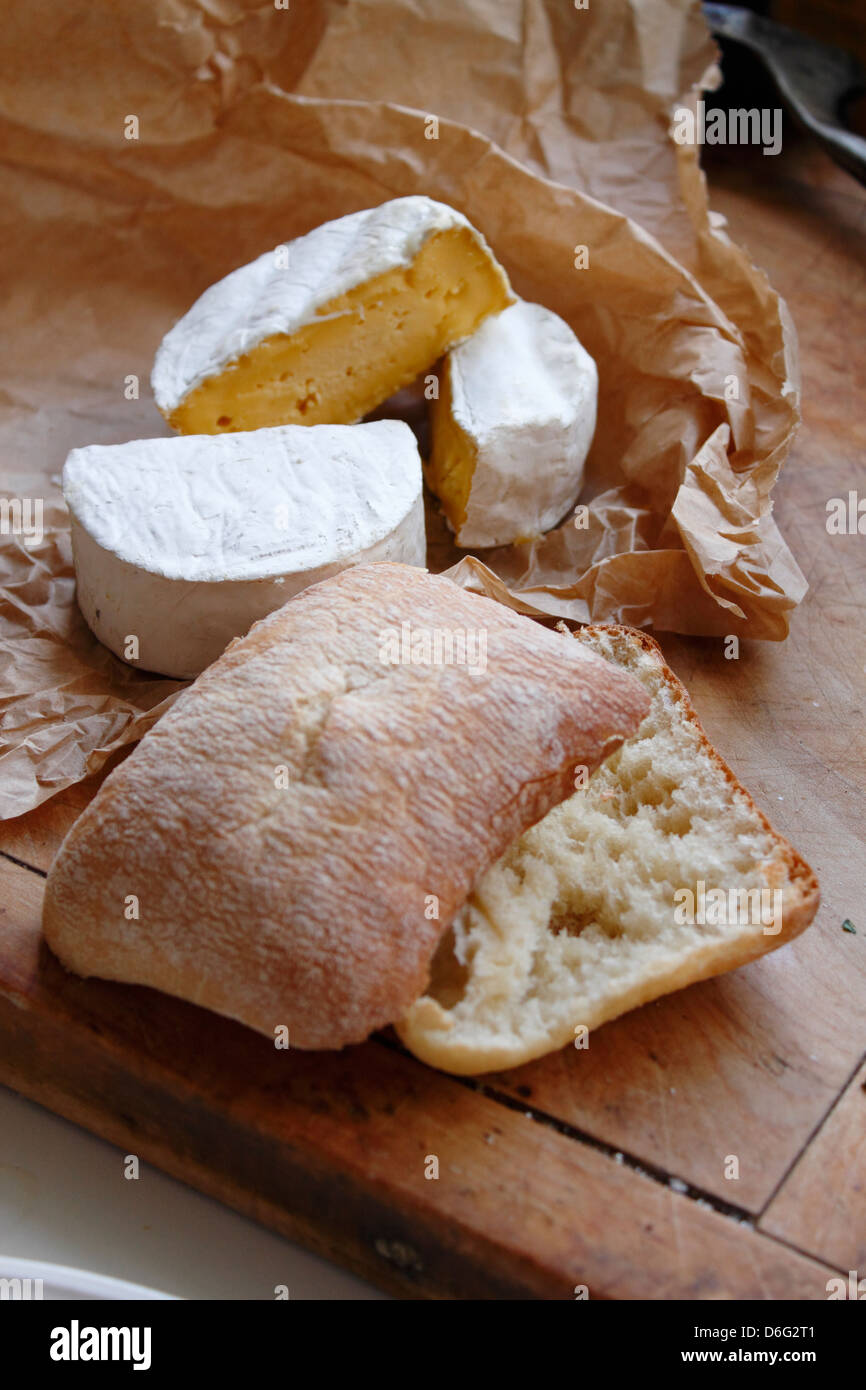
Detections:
0,0,807,818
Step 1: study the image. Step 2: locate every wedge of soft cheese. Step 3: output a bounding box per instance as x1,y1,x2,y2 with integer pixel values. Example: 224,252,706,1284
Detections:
63,422,427,678
426,299,598,548
151,197,513,435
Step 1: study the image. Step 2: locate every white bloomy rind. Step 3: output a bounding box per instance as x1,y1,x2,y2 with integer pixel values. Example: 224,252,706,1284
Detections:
151,196,482,414
63,421,426,678
447,299,598,548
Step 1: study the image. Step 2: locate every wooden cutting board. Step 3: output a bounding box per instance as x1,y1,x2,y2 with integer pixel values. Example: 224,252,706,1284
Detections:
1,131,864,1300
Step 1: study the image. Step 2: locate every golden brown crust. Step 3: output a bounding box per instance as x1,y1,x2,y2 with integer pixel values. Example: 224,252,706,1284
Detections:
42,564,649,1050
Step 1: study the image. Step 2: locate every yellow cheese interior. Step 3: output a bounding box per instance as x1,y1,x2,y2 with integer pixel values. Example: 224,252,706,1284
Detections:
425,356,476,538
167,226,512,434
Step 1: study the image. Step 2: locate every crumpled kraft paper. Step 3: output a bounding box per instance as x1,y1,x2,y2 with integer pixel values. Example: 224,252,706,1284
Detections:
0,0,807,818
0,506,186,815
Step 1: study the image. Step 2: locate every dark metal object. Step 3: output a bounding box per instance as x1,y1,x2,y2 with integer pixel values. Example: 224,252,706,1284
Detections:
703,3,866,184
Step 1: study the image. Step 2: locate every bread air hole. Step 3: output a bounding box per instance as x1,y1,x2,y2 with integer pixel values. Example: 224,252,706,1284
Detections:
658,807,694,837
426,926,470,1009
549,906,608,939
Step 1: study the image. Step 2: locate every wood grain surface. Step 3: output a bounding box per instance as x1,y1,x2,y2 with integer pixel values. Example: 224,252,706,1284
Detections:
762,1059,866,1276
0,856,841,1300
0,126,864,1299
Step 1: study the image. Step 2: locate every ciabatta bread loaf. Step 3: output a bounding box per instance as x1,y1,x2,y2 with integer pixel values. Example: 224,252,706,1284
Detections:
42,567,649,1049
398,625,820,1075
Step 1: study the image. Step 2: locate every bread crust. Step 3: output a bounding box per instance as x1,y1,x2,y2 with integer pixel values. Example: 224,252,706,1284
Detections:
42,567,649,1049
397,623,820,1075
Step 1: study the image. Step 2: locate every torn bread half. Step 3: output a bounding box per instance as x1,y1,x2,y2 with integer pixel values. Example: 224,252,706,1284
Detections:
397,625,820,1075
42,566,648,1050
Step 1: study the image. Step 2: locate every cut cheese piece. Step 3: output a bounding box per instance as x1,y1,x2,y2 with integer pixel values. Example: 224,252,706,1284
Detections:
151,196,513,435
426,299,598,548
63,421,426,678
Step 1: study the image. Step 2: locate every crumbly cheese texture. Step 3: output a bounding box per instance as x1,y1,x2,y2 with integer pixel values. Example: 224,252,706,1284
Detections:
151,196,513,434
426,299,598,548
63,422,426,678
398,626,819,1075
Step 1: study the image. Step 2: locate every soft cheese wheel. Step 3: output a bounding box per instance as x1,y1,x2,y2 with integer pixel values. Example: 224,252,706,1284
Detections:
63,421,426,678
426,299,598,548
151,197,513,434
